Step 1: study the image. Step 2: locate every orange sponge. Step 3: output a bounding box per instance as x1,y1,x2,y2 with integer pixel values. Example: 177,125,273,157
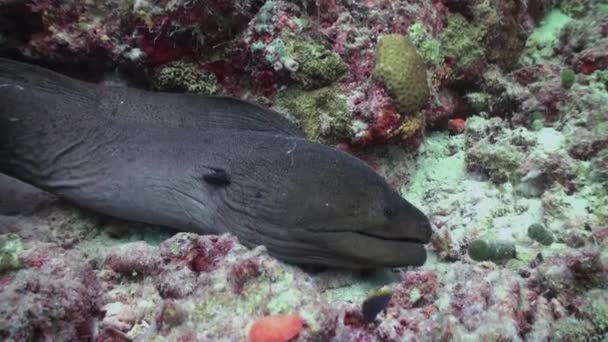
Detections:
248,314,305,342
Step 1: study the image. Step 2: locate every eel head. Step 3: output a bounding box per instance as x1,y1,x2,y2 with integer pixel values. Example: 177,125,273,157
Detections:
203,133,432,269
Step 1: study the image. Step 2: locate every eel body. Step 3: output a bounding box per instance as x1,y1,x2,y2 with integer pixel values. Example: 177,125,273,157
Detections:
0,58,432,269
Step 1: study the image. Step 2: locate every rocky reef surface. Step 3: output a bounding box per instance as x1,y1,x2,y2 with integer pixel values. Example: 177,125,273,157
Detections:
1,0,607,340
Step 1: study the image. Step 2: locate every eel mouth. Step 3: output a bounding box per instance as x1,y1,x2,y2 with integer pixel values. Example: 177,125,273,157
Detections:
286,230,430,268
355,231,430,244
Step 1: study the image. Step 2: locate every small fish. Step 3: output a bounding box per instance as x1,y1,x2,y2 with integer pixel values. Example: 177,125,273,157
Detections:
361,287,393,323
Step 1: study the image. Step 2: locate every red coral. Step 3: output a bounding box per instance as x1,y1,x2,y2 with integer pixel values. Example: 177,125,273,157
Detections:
448,118,465,134
175,331,198,342
343,310,365,328
0,275,15,292
450,281,491,330
346,50,375,84
20,247,52,268
593,227,608,242
569,136,608,160
535,85,567,123
137,30,193,68
391,271,440,309
369,106,400,141
427,89,461,128
251,69,283,97
399,128,424,153
229,259,261,294
95,328,129,342
573,46,608,75
188,238,233,273
567,248,607,283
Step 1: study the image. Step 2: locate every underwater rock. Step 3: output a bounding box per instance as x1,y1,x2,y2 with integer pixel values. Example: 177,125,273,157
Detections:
0,243,101,340
559,6,608,74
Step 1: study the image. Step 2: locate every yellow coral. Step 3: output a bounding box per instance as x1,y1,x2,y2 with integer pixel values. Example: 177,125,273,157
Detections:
398,112,424,138
374,34,430,115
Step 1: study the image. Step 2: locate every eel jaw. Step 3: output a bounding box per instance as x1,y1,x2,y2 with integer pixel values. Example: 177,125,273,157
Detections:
275,229,431,269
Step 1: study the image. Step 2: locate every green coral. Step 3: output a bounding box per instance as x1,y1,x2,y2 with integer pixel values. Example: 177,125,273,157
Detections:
549,290,608,339
551,317,600,340
527,224,555,246
0,234,23,273
558,0,593,18
561,68,576,89
283,36,348,90
467,239,516,263
465,92,490,113
439,14,484,69
407,22,443,65
274,86,350,144
592,70,608,91
153,61,218,94
520,9,572,66
585,289,608,334
374,34,430,115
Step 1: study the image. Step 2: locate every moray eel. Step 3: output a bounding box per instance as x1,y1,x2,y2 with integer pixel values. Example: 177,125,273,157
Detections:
0,57,432,269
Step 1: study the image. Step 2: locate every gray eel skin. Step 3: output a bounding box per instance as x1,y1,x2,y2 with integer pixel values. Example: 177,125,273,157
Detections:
0,57,432,269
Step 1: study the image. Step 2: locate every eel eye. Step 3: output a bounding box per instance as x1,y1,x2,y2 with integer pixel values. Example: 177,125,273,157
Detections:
383,206,394,218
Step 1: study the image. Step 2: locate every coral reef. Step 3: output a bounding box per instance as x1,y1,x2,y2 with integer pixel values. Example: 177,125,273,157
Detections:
0,0,607,340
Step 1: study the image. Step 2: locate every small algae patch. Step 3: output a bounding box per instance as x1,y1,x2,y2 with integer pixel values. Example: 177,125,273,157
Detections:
268,288,302,314
407,22,443,65
192,280,271,334
274,86,350,144
283,35,348,89
190,266,316,338
521,9,572,64
528,9,572,46
153,61,218,94
0,234,23,273
585,289,608,334
466,138,525,184
439,14,483,69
